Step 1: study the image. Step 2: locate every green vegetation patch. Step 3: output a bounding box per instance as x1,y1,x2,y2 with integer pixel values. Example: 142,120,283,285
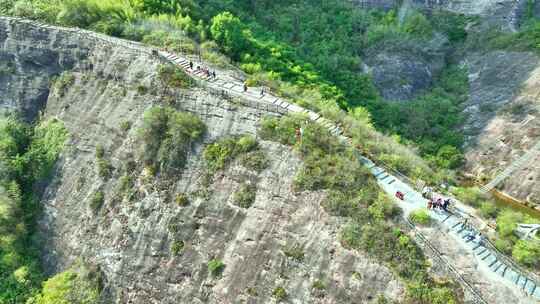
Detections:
175,193,189,206
283,244,304,262
272,286,287,301
232,183,256,208
158,64,193,88
0,116,68,302
138,106,206,176
409,209,432,226
203,135,266,173
89,190,104,213
207,259,225,278
171,240,185,256
29,263,102,304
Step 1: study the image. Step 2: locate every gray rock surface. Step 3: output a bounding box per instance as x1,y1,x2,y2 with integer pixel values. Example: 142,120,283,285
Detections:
363,34,448,101
462,50,540,206
0,18,91,120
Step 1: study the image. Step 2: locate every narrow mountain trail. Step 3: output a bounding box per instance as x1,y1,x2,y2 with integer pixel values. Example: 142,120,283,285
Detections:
2,15,539,304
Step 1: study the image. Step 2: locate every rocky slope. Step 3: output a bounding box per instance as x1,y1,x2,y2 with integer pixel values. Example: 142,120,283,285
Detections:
462,50,540,206
0,18,405,303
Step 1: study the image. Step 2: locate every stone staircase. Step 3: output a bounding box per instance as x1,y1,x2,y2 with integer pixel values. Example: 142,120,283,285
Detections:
480,139,540,194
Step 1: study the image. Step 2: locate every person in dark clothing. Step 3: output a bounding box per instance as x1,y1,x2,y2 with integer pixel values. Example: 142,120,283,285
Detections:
212,71,216,78
189,61,193,69
443,198,451,211
243,83,248,92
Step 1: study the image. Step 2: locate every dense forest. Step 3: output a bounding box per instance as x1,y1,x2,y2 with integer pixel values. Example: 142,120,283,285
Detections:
1,0,540,303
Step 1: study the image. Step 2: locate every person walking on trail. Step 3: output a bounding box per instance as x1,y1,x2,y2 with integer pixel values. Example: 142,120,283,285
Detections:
243,83,248,92
189,61,193,70
462,217,469,229
260,87,265,97
443,198,451,211
212,71,216,78
422,186,431,199
395,191,405,201
433,197,441,209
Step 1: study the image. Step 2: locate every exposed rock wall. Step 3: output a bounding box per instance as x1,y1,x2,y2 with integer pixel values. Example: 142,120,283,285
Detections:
463,50,540,206
354,0,530,31
0,18,91,120
0,19,405,303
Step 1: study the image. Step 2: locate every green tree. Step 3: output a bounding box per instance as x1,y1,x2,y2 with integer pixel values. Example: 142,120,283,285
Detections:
210,12,252,59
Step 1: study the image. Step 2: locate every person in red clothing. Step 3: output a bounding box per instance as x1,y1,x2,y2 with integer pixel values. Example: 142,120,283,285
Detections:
395,191,405,200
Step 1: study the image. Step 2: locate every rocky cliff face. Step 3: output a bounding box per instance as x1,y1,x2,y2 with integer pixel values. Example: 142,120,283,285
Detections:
0,18,90,120
355,0,531,31
0,19,404,303
462,50,540,206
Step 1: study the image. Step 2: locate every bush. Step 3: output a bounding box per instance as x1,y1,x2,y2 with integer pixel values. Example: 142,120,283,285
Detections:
451,187,484,208
118,174,134,196
90,190,104,213
119,121,131,133
207,259,225,277
409,209,431,226
138,107,205,175
203,135,259,172
171,240,185,256
158,64,193,88
96,158,112,180
95,144,105,159
240,150,269,172
175,193,189,206
283,245,304,262
30,264,101,304
479,202,499,219
232,183,256,208
56,0,103,28
272,286,287,301
512,240,540,268
496,210,523,237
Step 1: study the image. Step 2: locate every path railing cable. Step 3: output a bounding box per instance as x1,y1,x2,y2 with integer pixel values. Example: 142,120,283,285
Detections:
405,219,488,304
4,16,538,302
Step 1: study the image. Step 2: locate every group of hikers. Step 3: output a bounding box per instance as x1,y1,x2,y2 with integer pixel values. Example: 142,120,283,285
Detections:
422,185,452,211
189,61,217,79
394,186,452,212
